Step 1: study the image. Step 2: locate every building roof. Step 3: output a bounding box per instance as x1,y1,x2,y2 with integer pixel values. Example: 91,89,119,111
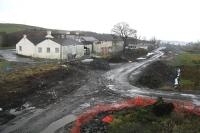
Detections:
80,36,98,42
29,37,45,44
52,38,83,46
94,34,122,41
14,30,47,45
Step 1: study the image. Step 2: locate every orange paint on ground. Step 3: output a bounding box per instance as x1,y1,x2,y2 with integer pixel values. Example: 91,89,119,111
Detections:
102,115,113,123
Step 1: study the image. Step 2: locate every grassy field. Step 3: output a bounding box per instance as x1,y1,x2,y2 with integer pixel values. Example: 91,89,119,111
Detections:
172,52,200,66
170,52,200,90
0,23,44,33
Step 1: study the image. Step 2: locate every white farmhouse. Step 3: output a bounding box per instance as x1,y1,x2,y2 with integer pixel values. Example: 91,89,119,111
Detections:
16,35,35,57
16,31,85,60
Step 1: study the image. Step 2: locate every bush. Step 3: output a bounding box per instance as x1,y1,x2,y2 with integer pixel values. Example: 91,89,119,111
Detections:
136,61,176,89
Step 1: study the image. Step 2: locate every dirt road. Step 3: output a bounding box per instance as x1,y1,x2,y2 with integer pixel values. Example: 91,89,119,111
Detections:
1,47,200,133
105,47,200,104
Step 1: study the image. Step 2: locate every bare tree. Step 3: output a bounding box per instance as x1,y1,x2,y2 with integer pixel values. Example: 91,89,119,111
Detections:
112,22,137,53
150,37,161,48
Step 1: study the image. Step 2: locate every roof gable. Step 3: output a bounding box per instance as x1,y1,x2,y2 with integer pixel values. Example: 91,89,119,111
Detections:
16,36,35,46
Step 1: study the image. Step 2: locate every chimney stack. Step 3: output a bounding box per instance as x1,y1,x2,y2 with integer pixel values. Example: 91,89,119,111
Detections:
45,31,54,39
23,34,27,39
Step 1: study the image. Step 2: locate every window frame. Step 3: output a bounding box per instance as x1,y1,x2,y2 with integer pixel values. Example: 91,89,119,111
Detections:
19,46,22,51
47,47,50,53
55,48,59,53
38,47,42,53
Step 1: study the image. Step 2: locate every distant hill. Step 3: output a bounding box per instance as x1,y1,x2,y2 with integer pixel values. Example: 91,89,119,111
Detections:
0,23,118,47
0,23,142,48
0,23,45,33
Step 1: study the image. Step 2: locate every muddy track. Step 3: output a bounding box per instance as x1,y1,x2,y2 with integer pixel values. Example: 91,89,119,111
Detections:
105,47,200,104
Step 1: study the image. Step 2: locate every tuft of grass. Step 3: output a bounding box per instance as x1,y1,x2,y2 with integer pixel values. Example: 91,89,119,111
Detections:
170,52,200,66
180,79,194,90
166,52,200,90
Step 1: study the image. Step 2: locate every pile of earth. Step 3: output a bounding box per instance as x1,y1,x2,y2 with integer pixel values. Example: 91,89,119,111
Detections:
133,61,176,89
0,59,111,125
89,58,110,70
0,62,89,124
80,98,200,133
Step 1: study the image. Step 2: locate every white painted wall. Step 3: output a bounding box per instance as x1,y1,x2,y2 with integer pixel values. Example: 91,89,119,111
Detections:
16,37,35,57
35,39,61,59
76,45,85,57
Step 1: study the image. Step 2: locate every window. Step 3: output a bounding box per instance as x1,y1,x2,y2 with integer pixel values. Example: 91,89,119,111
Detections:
55,48,59,53
19,46,22,51
38,47,42,53
47,47,50,53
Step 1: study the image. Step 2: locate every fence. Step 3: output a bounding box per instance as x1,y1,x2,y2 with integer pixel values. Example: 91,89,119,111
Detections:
71,96,200,133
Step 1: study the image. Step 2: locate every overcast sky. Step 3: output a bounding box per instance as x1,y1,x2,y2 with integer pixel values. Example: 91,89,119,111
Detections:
0,0,200,42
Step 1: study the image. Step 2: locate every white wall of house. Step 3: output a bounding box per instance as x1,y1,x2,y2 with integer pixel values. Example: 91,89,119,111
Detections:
16,35,35,57
76,45,85,57
35,39,61,59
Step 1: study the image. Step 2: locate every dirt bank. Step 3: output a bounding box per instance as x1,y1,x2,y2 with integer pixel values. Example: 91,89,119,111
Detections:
0,58,111,125
131,61,176,89
0,61,90,124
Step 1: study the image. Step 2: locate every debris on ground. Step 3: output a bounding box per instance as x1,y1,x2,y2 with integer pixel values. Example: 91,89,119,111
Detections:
136,57,146,60
0,59,111,125
81,59,94,63
146,52,154,57
89,58,110,70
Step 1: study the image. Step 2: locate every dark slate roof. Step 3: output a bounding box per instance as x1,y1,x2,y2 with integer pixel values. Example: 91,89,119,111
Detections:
93,34,122,41
80,36,98,42
81,41,93,45
28,37,45,44
15,30,46,44
94,34,113,41
79,31,115,41
52,38,83,46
